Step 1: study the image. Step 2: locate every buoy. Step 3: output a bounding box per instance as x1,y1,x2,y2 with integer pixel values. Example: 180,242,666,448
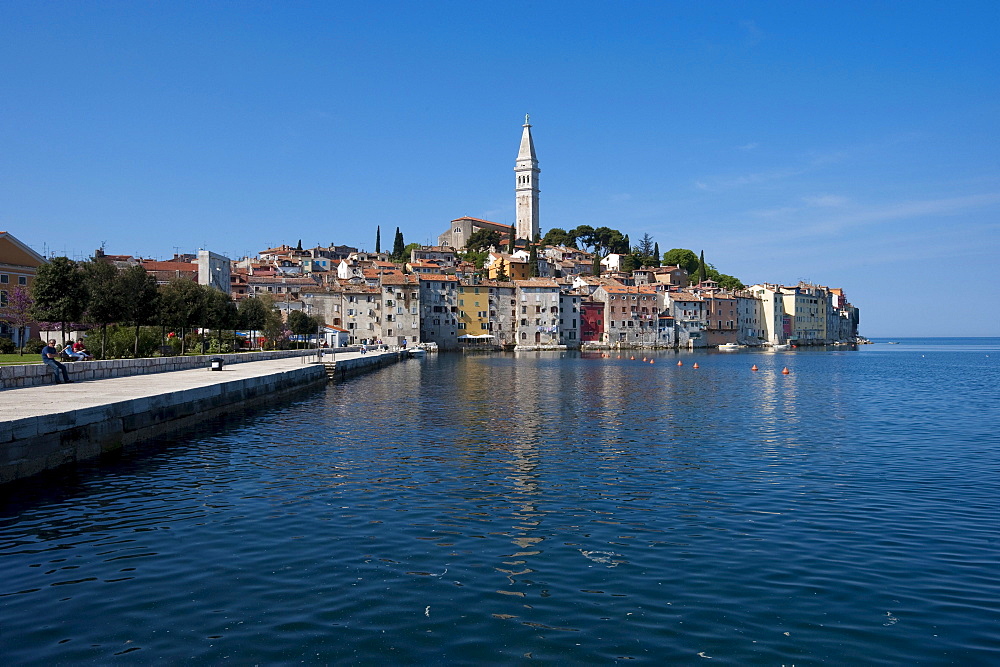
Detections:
642,357,647,362
782,367,790,374
693,362,699,369
630,356,635,360
751,364,759,371
650,359,655,364
677,360,683,366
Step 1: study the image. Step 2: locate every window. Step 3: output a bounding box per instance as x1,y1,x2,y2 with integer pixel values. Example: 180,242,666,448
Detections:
18,276,27,286
0,275,6,284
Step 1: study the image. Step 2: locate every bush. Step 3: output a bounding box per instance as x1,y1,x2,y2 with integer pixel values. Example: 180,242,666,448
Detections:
0,337,15,354
24,338,46,354
83,325,161,358
207,338,234,354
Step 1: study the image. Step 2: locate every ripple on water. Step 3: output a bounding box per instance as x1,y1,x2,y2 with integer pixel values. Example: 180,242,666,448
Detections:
2,348,999,662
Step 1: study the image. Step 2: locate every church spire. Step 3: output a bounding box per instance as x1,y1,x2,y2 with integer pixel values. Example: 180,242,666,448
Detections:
514,115,540,242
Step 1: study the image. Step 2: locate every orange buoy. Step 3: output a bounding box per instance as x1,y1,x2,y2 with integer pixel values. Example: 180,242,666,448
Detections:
751,364,759,371
630,355,635,360
677,360,683,366
693,362,699,369
782,367,790,374
650,359,655,364
642,357,647,362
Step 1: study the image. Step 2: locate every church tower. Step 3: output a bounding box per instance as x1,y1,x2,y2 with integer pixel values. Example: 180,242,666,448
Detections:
514,114,540,242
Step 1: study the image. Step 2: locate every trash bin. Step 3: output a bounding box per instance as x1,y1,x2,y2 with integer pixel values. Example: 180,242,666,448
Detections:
209,357,224,371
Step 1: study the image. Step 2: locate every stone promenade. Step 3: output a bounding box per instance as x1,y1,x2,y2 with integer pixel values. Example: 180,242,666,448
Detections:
1,350,406,484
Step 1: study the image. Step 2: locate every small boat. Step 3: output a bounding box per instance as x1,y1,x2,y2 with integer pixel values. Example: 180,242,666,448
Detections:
771,343,791,351
718,343,741,350
408,347,426,357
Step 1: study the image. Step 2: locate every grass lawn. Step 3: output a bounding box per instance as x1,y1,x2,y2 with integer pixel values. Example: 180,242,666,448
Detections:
0,353,41,366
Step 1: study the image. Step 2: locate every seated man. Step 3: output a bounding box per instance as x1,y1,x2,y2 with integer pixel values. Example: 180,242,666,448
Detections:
72,340,94,360
42,339,73,384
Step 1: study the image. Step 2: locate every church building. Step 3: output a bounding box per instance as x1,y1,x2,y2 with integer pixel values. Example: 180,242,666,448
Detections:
438,116,540,249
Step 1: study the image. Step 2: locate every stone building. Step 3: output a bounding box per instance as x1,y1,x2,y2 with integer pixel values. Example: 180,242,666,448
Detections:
419,274,459,350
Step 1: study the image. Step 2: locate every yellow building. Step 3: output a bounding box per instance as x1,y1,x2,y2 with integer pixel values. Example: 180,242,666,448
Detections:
0,231,46,347
458,283,491,340
486,253,531,281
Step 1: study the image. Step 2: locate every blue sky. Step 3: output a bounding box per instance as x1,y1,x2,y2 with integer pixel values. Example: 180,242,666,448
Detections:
2,1,998,336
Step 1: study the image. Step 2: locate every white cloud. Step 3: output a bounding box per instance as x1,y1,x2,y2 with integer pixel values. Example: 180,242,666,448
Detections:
738,142,759,151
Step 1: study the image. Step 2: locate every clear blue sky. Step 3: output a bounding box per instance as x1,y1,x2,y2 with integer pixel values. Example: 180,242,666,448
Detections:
3,1,998,337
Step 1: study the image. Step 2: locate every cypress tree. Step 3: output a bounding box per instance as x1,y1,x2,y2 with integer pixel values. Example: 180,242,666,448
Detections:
375,225,381,253
508,229,516,253
592,253,602,276
698,250,707,284
392,227,405,261
528,245,539,277
653,242,660,267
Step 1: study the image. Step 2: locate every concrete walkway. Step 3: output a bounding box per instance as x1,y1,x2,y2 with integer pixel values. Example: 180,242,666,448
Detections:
1,349,405,484
0,350,389,423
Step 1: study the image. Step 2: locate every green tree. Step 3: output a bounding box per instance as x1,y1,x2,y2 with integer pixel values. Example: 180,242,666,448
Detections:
697,250,707,284
237,296,269,347
287,309,312,348
81,259,124,359
159,279,208,354
528,244,539,277
203,287,237,351
118,265,160,357
592,252,602,276
375,225,381,253
637,234,655,257
652,242,660,268
391,227,406,261
465,229,502,252
572,225,596,252
507,228,516,253
542,227,574,247
662,248,699,275
30,256,87,343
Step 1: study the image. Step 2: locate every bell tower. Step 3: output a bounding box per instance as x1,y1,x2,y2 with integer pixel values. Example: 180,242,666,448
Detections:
514,114,540,242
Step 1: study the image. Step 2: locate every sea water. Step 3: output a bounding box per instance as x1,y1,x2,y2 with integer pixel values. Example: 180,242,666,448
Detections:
1,338,998,663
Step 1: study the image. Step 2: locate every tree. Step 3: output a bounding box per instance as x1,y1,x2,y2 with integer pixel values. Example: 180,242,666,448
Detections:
296,239,303,252
391,227,406,261
203,287,237,351
507,228,516,253
159,279,208,354
662,248,699,275
592,252,602,276
697,250,708,284
652,242,660,268
31,256,87,343
81,259,124,359
527,244,539,277
572,225,596,252
638,234,655,257
621,254,642,273
375,225,381,253
118,265,160,357
261,300,287,350
542,227,573,247
465,229,502,252
237,296,269,346
0,285,34,354
287,310,312,348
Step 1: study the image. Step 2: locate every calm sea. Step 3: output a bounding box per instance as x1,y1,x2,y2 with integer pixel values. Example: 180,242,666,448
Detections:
1,338,998,664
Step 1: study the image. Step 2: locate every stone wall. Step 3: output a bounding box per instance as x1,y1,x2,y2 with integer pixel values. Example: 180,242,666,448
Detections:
1,364,327,484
